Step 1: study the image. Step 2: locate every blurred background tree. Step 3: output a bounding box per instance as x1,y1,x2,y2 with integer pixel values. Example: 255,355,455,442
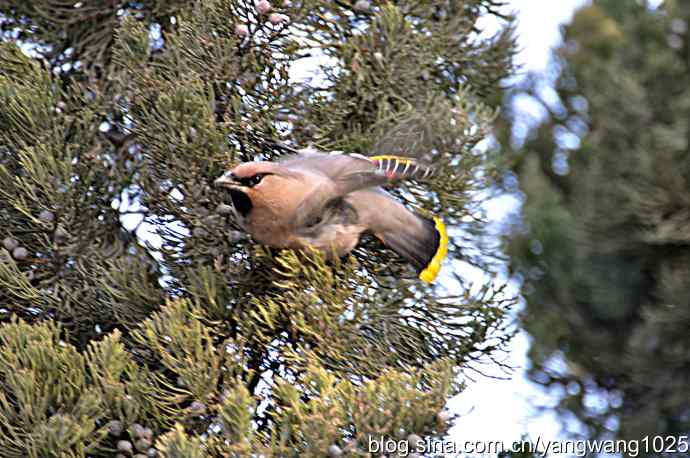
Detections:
502,0,690,446
0,0,516,456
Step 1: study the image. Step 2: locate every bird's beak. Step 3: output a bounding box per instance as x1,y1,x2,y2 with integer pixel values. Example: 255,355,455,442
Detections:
215,171,254,218
214,172,240,188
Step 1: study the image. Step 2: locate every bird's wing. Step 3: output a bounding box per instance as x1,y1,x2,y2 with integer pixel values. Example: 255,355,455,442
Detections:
285,153,434,228
285,153,433,191
349,189,448,283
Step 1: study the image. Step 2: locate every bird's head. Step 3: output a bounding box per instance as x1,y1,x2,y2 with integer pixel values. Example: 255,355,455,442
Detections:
214,161,294,219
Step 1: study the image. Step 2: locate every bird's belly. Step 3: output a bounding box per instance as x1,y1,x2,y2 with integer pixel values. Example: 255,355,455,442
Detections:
244,207,363,257
292,224,364,257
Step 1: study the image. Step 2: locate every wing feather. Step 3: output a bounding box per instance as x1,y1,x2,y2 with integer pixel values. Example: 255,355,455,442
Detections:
283,151,433,228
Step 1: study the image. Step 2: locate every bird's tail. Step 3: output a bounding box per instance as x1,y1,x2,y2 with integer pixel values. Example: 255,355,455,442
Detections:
368,155,434,181
378,214,448,284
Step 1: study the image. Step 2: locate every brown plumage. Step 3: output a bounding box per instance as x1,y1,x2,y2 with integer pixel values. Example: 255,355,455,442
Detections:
214,151,448,283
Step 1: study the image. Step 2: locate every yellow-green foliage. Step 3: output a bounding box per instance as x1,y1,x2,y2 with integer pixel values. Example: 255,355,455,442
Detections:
0,302,458,457
0,320,129,457
0,0,516,455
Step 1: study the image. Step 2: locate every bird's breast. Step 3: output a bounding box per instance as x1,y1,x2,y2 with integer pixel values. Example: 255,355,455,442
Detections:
241,190,364,256
244,210,291,247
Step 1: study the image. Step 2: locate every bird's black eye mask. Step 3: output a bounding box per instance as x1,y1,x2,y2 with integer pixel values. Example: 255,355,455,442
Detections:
236,172,271,188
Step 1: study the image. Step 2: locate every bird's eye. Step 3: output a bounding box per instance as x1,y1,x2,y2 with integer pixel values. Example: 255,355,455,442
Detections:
248,173,264,186
238,173,269,187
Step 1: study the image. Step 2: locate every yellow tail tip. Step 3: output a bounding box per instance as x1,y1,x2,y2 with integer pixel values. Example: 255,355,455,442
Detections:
419,216,448,284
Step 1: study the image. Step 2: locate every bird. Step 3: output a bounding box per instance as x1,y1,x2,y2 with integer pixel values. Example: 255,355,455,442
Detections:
214,150,448,283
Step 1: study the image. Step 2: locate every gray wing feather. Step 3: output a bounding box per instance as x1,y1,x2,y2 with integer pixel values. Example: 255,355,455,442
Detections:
284,151,433,228
286,154,388,227
349,189,442,273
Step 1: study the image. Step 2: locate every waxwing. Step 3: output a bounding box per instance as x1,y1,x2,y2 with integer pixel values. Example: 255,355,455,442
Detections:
214,150,448,283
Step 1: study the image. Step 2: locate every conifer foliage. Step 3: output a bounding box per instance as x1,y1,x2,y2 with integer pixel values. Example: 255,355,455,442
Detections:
0,1,515,456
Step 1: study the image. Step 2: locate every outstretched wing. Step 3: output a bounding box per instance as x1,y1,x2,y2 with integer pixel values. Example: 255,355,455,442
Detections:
350,189,448,283
283,152,434,228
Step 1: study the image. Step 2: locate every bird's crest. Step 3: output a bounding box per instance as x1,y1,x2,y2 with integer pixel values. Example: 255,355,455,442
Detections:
230,161,275,179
